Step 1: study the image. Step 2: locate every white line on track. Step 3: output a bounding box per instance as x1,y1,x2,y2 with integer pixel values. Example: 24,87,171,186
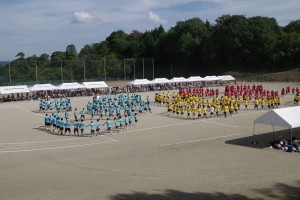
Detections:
120,110,266,135
160,133,241,147
0,137,92,145
0,139,117,154
0,134,118,146
0,139,114,151
201,120,238,128
13,105,44,116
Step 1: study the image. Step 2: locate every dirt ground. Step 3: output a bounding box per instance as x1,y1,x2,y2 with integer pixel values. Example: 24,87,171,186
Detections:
0,81,300,200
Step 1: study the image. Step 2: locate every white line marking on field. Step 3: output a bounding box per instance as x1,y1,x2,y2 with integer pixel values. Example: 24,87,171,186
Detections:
120,110,265,135
201,120,238,128
0,139,114,151
0,140,117,154
13,105,44,116
0,134,118,146
0,137,92,145
160,133,241,147
121,121,197,134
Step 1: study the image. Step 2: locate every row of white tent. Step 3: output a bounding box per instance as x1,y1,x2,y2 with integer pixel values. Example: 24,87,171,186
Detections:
129,75,235,86
0,81,108,95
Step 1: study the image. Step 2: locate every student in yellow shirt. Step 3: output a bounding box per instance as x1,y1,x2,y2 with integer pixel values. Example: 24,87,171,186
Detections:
168,103,173,115
197,106,202,119
260,98,265,109
215,104,221,117
277,97,281,107
234,102,238,114
192,106,197,120
186,107,191,119
203,106,208,119
180,106,185,118
244,99,249,110
172,105,176,116
223,104,229,118
254,98,259,110
176,106,180,117
268,98,272,109
229,103,234,117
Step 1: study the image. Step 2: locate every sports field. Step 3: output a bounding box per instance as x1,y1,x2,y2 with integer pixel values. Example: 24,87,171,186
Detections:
0,82,299,200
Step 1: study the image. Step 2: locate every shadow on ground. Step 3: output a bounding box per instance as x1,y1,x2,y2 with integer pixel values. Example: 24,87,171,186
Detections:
109,181,300,200
225,128,300,149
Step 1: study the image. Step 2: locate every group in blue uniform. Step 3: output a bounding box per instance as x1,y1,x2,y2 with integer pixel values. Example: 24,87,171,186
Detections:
41,94,149,136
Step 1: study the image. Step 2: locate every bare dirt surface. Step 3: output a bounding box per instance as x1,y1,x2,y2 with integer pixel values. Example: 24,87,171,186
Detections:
0,81,300,200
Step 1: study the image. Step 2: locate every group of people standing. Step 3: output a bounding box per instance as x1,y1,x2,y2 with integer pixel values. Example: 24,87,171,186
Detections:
155,84,295,120
42,94,151,136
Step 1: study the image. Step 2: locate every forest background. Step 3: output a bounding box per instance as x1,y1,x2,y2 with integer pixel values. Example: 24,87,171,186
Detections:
0,15,300,85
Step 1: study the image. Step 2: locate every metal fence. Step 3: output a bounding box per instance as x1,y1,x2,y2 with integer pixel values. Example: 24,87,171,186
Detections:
0,58,155,86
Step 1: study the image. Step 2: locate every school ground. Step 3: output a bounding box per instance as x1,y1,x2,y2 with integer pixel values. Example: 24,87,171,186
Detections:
0,81,300,200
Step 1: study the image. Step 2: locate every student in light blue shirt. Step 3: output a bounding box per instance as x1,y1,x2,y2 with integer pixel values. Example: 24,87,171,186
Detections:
65,110,69,120
125,115,129,129
96,119,101,135
73,119,79,136
59,118,64,135
52,115,57,132
56,118,61,133
90,108,95,119
79,119,85,136
64,119,71,136
134,113,139,126
81,108,86,119
114,117,120,133
104,118,112,133
74,108,77,120
86,121,95,136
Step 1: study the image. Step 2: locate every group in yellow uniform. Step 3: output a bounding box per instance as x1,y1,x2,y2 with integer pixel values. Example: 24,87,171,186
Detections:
154,92,281,120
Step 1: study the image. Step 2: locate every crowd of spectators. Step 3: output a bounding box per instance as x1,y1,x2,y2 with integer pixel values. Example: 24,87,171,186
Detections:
0,82,215,103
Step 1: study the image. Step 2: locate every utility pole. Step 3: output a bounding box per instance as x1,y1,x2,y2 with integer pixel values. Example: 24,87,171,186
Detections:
133,59,136,80
103,58,106,81
142,58,145,79
83,60,86,82
35,60,38,84
152,58,154,80
123,59,126,80
61,60,63,83
8,60,11,85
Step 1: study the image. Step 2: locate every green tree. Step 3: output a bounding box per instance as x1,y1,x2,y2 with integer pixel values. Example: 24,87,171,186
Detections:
106,30,128,57
283,19,300,33
212,15,253,71
66,44,78,60
15,52,25,59
51,51,65,61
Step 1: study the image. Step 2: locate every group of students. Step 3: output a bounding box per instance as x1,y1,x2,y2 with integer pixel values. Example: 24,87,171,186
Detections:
155,86,284,120
39,97,72,112
42,94,151,136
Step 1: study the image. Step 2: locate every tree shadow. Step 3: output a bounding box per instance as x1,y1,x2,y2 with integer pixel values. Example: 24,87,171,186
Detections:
110,189,259,200
225,129,300,149
110,181,300,200
252,180,300,200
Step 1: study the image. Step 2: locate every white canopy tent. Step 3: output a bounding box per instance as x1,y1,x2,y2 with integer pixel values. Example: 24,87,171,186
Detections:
186,76,203,82
57,82,86,90
253,106,300,143
170,77,187,83
30,84,58,91
82,81,108,89
0,85,30,94
202,75,222,82
217,75,235,81
129,79,152,86
150,78,171,84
